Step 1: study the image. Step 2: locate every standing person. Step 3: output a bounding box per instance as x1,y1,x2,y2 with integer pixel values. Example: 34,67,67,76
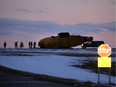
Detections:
3,41,7,48
28,42,31,48
30,41,33,48
14,41,18,48
20,42,24,48
33,42,36,48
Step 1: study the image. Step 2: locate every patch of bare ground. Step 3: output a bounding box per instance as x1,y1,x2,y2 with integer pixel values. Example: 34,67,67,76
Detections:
0,65,115,87
59,53,116,57
71,59,115,76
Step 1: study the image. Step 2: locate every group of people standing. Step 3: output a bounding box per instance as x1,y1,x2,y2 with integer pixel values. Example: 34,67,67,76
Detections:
14,41,24,48
28,42,36,48
2,41,38,49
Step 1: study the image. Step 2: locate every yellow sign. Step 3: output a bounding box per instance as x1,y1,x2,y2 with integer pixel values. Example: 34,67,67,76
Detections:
98,44,111,57
98,57,111,68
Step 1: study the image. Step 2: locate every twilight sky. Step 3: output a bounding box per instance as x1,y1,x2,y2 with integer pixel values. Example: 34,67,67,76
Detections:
0,0,115,48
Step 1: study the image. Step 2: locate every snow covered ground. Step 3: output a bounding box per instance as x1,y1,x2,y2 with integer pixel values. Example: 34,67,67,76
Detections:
0,48,115,84
0,48,98,54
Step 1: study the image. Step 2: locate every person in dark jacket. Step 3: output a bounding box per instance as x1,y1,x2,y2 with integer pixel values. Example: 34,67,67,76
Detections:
14,41,18,48
20,42,24,48
29,42,31,48
33,42,36,48
30,42,33,48
3,41,7,48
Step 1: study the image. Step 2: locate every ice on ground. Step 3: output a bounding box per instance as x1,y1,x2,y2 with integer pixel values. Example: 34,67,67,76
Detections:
0,48,115,56
0,48,98,54
0,55,115,84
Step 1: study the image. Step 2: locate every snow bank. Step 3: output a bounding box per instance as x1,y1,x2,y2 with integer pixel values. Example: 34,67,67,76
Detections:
0,55,115,84
0,48,97,54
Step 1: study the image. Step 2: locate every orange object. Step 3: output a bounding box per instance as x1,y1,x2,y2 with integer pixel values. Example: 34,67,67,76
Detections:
98,44,111,57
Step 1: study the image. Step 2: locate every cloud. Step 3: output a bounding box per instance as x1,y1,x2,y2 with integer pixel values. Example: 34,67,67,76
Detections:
109,0,116,4
98,21,116,31
16,8,34,13
89,29,115,48
16,8,49,14
77,0,88,2
0,18,115,47
0,18,115,36
0,18,61,37
36,7,49,13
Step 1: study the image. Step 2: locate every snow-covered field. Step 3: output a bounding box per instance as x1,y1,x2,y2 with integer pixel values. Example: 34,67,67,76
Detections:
0,48,115,84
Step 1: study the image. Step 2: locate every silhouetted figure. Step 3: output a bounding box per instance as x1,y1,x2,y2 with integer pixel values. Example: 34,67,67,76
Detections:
29,42,31,48
3,41,7,48
14,41,18,48
33,42,36,48
20,42,24,48
30,41,33,48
